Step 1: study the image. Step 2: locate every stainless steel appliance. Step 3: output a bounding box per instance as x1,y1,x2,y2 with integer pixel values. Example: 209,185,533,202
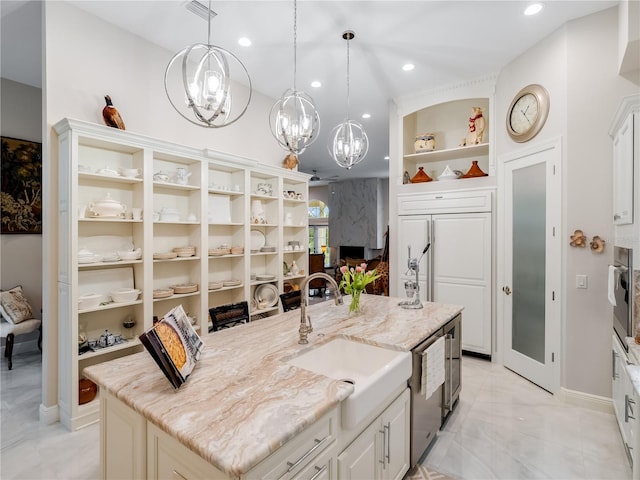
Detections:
612,246,633,350
409,313,462,466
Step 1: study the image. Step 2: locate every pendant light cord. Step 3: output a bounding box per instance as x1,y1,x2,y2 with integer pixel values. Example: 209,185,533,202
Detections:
293,0,297,91
207,0,212,45
346,35,350,119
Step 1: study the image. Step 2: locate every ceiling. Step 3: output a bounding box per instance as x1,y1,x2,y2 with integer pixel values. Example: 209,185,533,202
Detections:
2,0,617,183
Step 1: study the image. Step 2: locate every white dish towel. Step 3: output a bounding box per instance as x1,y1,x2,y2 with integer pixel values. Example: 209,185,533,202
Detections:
421,335,445,400
608,265,618,307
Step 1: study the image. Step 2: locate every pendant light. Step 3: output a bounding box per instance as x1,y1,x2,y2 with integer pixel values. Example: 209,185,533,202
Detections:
329,30,368,169
164,0,252,128
269,0,320,155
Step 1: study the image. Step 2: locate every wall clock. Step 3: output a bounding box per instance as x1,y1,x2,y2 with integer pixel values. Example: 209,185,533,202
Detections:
506,84,550,142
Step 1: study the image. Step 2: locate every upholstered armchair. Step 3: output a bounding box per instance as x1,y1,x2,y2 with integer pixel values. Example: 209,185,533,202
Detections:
0,286,42,370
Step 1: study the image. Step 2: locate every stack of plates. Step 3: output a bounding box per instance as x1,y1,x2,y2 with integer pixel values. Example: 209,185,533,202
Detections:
222,279,241,287
153,252,178,260
172,283,198,294
231,246,244,255
256,274,276,281
208,281,223,290
173,246,196,257
209,247,231,256
260,246,276,253
153,288,174,299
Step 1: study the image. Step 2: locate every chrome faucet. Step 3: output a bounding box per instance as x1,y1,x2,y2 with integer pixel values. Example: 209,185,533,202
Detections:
298,273,343,344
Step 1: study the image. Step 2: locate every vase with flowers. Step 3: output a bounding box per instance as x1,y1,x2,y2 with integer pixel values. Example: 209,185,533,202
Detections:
339,263,380,314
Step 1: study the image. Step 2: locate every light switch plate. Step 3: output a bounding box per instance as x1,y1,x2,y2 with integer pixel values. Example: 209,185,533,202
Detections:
576,274,588,289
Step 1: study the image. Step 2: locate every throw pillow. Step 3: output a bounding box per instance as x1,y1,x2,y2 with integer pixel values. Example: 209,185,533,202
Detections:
0,285,34,324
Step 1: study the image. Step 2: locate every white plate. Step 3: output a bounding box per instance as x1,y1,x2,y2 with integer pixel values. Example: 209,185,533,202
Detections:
250,230,266,251
256,274,276,281
254,283,278,308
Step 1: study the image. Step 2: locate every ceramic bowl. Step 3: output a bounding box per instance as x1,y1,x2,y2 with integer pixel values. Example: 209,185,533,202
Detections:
78,293,102,310
110,288,141,303
119,167,141,178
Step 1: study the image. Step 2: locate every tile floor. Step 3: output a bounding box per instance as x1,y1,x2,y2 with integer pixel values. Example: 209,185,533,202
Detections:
0,350,632,479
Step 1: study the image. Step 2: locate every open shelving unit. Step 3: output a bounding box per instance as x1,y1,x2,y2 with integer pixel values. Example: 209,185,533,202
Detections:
54,118,310,430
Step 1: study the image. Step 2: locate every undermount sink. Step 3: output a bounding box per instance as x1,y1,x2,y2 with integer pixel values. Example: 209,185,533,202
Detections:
287,337,412,429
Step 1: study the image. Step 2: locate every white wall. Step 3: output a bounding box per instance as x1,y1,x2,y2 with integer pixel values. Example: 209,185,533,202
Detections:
495,7,640,397
0,78,43,352
41,1,287,414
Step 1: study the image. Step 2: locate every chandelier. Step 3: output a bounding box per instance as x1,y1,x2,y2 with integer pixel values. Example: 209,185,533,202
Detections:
329,30,368,169
269,0,320,155
164,0,252,128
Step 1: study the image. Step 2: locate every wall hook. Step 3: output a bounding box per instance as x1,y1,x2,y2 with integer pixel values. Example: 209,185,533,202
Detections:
569,229,587,247
590,235,606,253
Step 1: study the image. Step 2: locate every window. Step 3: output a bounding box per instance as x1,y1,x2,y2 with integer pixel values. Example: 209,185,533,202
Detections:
308,200,330,267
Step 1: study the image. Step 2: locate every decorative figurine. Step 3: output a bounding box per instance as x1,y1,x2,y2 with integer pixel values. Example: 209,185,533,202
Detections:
467,106,485,145
282,153,299,170
102,95,126,130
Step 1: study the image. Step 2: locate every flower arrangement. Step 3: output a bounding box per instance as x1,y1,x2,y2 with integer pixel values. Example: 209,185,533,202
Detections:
339,263,380,313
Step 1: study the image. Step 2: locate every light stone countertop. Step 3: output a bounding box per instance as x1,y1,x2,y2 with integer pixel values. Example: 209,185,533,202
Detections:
84,295,463,478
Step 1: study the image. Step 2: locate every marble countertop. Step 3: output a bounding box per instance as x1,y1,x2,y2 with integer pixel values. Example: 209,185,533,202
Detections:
84,295,462,478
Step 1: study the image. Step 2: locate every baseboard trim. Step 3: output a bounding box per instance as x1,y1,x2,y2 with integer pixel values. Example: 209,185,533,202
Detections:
39,403,59,425
557,387,613,414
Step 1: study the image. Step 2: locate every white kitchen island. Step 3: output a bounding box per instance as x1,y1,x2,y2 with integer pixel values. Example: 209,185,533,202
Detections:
84,295,462,479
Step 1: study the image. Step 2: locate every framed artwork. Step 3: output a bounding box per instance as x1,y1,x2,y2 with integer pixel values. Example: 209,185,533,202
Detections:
1,136,42,234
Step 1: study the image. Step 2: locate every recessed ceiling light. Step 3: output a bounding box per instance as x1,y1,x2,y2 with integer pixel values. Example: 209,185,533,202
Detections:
524,3,543,15
402,63,415,72
238,37,251,47
311,80,322,88
362,113,371,119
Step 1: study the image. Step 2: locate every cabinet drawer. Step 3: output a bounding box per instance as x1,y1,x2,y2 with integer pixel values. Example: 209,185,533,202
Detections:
397,190,492,215
248,408,338,480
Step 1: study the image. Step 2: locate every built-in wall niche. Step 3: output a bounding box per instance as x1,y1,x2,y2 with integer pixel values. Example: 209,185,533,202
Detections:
152,261,201,292
207,164,244,193
153,187,201,223
208,257,244,282
153,153,201,187
402,97,492,183
152,224,200,254
208,225,244,249
152,296,200,323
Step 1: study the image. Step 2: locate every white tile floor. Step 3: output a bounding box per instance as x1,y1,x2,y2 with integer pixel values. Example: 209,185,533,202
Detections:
0,350,632,479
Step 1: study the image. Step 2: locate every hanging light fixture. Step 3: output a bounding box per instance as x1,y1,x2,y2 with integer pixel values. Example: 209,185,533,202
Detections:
329,30,369,169
269,0,320,155
164,0,252,128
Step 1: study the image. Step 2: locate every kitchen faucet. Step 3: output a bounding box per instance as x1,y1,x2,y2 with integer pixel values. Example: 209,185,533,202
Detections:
298,273,343,344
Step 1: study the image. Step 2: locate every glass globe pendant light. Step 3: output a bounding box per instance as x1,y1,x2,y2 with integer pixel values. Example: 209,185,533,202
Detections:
164,0,252,128
330,30,368,169
269,0,320,155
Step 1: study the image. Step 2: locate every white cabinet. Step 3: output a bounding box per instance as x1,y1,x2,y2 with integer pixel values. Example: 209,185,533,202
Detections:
609,94,640,252
337,389,410,480
54,118,310,430
396,190,493,355
612,111,635,225
613,334,636,470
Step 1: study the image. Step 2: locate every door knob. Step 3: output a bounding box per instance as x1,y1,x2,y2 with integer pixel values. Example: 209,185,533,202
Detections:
503,286,512,295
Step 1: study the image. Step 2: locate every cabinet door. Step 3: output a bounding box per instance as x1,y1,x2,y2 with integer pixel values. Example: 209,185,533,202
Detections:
380,389,410,480
396,216,430,301
337,419,380,480
432,213,492,355
613,335,630,444
613,113,634,225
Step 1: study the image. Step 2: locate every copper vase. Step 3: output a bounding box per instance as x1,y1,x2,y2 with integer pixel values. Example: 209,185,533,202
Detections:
462,160,488,178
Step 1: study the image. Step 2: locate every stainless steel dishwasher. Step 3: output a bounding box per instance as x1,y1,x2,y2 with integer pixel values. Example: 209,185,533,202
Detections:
409,329,444,466
409,313,462,467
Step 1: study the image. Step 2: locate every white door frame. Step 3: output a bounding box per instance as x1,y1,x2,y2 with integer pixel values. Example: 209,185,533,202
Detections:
496,137,562,393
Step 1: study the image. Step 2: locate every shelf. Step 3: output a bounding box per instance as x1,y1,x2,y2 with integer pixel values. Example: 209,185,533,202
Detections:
153,220,200,225
77,338,141,361
78,259,143,269
283,198,306,204
152,291,200,302
283,224,307,229
208,284,244,293
208,254,244,259
79,299,143,314
250,223,278,228
207,187,243,196
250,193,278,201
153,256,201,263
153,181,200,191
399,175,497,192
250,251,278,256
250,279,278,286
283,274,306,281
403,143,489,163
79,218,133,223
79,172,143,184
208,222,244,226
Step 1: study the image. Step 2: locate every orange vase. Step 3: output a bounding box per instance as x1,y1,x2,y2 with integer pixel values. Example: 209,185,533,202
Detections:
462,160,488,178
